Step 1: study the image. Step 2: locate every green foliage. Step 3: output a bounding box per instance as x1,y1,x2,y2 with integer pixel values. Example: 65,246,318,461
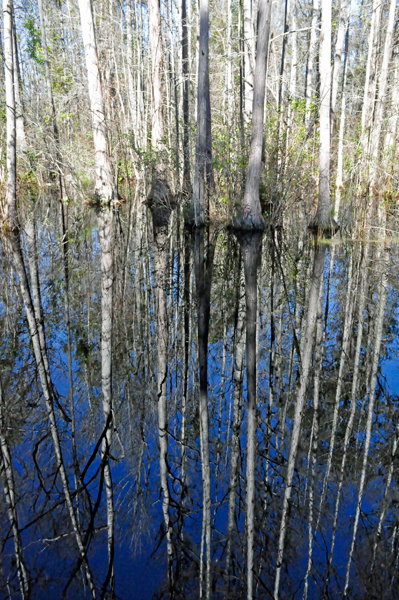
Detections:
24,16,43,64
51,63,73,94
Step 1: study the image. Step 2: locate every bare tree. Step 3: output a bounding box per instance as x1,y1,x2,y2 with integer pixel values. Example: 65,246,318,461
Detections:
3,0,17,227
236,0,272,230
78,0,115,201
312,0,332,230
193,0,213,225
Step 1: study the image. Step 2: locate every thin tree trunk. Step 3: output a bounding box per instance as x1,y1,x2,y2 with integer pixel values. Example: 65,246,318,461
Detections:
8,231,97,598
224,267,245,586
343,248,388,597
331,0,349,116
305,0,319,123
313,0,332,230
148,0,170,202
194,227,216,600
181,0,191,192
274,243,326,599
11,9,26,153
37,0,65,197
243,0,254,119
334,27,349,218
369,0,396,220
193,0,213,225
153,212,174,591
360,0,382,179
0,375,30,599
98,209,115,594
302,285,324,600
324,245,369,596
315,252,354,533
3,0,17,227
241,232,262,600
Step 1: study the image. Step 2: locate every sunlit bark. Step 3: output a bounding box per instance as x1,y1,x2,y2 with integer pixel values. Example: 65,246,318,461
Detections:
98,209,115,593
193,0,213,225
237,0,272,229
3,0,17,227
153,210,174,589
331,0,349,117
78,0,114,201
313,0,331,229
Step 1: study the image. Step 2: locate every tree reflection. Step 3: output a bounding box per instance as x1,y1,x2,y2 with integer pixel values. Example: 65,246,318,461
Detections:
1,204,399,598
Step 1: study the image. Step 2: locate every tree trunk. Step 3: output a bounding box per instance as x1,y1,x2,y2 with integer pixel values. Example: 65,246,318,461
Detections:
241,232,262,600
274,243,326,599
153,214,175,590
343,248,388,596
331,0,349,116
11,9,26,153
334,27,349,218
369,0,396,219
37,0,65,198
148,0,170,204
224,266,245,586
236,0,272,229
3,0,17,227
181,0,191,192
98,209,115,593
194,227,216,599
193,0,213,225
78,0,114,201
243,0,254,119
305,0,319,122
313,0,332,230
360,0,382,163
0,375,30,599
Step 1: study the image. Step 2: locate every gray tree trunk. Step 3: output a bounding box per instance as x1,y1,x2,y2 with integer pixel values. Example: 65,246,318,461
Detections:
237,0,272,230
193,0,213,225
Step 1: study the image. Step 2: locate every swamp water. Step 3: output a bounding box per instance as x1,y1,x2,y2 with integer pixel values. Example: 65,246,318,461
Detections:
1,200,399,599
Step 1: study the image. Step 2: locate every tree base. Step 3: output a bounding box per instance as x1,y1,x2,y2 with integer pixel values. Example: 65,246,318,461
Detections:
229,210,266,233
308,217,340,238
147,178,176,229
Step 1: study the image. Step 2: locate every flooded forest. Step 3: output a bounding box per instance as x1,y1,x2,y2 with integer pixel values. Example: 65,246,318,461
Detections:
1,0,399,597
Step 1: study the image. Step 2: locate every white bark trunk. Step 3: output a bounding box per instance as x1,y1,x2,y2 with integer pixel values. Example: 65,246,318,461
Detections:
78,0,114,201
3,0,17,227
369,0,396,218
314,0,331,228
331,0,349,115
